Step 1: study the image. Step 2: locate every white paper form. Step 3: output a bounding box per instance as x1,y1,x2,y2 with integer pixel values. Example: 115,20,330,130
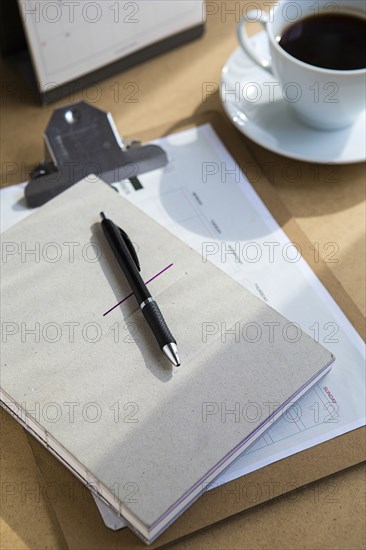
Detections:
114,124,365,485
1,124,364,524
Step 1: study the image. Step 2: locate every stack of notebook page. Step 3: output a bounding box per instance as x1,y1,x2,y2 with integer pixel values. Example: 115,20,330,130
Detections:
0,178,334,544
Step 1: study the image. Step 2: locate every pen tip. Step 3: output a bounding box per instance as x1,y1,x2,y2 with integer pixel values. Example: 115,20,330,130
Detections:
162,343,180,367
100,212,106,220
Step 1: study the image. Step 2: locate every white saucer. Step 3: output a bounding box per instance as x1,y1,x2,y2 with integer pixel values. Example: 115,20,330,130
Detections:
221,33,366,164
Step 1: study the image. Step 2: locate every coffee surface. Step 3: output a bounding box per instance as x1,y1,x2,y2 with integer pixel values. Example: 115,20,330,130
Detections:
279,13,366,70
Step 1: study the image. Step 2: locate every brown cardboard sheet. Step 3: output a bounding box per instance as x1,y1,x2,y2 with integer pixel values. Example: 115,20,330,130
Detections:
8,112,364,549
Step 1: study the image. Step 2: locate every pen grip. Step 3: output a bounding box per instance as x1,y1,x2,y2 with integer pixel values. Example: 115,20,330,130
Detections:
141,301,176,349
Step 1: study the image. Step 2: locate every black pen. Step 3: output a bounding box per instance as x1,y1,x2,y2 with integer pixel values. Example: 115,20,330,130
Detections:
100,212,180,367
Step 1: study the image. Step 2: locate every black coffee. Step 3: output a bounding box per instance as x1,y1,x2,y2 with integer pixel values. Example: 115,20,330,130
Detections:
279,13,366,70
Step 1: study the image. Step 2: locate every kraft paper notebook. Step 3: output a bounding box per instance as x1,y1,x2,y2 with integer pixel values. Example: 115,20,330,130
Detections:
0,178,334,544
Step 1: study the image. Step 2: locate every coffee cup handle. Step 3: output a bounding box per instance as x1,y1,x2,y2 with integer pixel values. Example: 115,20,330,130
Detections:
237,11,273,74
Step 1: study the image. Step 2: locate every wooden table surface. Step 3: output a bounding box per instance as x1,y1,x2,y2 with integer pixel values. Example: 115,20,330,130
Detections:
1,1,365,548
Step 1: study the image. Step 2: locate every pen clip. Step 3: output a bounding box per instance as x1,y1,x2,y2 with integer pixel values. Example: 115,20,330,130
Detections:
118,226,141,271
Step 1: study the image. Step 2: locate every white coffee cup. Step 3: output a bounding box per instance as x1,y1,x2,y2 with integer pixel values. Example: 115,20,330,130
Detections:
237,0,366,130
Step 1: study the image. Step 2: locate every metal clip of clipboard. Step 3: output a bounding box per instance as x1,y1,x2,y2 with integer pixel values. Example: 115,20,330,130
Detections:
24,101,168,207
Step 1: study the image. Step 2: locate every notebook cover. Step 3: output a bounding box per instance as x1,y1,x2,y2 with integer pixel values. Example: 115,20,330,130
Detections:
0,177,333,543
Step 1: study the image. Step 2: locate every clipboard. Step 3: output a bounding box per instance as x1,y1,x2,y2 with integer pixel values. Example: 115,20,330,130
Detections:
8,110,366,548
